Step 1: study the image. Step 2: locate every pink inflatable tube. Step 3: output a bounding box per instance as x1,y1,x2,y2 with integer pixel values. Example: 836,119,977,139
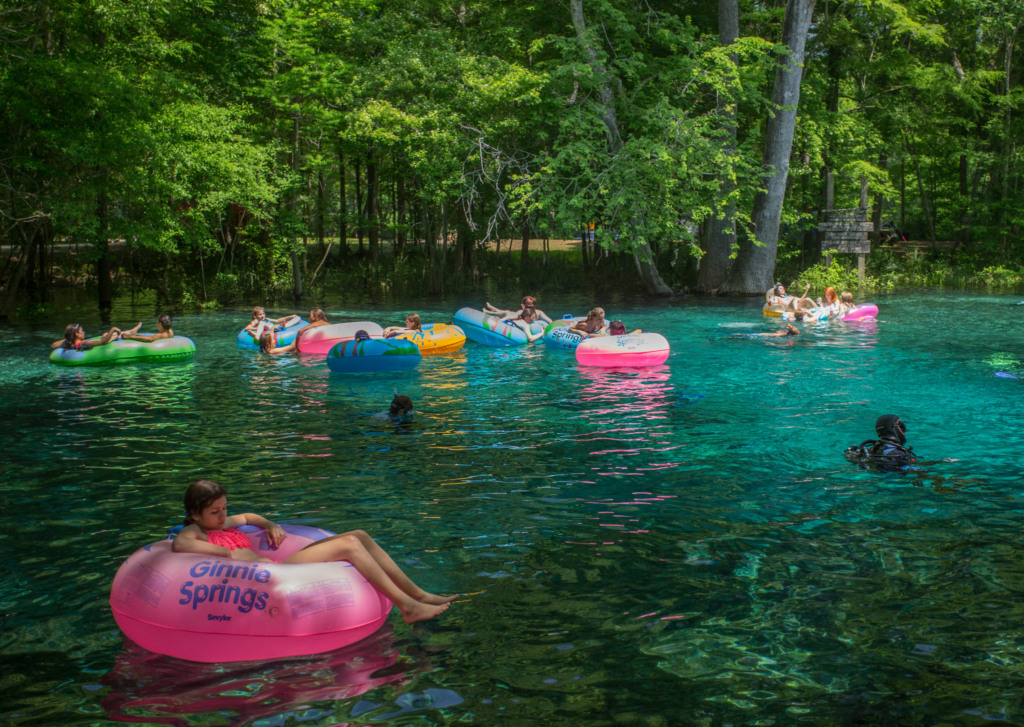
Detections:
110,524,392,663
841,304,878,322
575,332,670,367
296,322,385,355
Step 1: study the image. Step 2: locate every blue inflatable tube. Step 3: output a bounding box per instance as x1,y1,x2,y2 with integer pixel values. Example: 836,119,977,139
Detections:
453,307,545,347
237,318,308,350
326,338,421,373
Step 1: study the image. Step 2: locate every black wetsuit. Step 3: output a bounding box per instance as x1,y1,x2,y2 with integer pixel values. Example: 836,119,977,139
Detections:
845,436,916,472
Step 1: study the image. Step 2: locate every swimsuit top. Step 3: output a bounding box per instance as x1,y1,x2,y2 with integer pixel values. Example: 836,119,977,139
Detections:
206,527,252,551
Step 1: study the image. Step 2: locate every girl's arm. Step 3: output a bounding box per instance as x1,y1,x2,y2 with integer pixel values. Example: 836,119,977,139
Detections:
232,512,286,546
172,527,232,556
536,309,553,324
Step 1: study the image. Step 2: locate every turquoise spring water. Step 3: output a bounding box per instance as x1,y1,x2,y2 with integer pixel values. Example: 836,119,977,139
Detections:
3,292,1024,725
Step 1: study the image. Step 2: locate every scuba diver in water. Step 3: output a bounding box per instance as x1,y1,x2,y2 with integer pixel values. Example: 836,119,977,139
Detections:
845,414,916,472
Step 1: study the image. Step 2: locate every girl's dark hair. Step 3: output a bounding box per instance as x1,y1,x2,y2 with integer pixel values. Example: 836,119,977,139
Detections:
390,395,414,417
259,332,274,353
406,313,421,330
310,308,327,322
183,479,227,525
158,313,172,329
63,323,81,347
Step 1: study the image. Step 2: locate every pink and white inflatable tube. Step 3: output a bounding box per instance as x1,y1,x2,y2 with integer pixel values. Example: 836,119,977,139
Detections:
575,332,670,367
841,304,878,322
110,524,392,663
295,322,384,355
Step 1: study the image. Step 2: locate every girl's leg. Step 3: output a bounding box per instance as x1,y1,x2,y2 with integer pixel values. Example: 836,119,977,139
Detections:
300,530,455,605
286,533,450,623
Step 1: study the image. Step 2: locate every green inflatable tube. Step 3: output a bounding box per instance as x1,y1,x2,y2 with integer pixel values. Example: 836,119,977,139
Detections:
49,336,196,367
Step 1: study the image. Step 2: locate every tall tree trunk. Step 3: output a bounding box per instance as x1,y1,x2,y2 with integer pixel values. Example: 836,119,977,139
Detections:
396,174,407,256
906,137,937,243
366,151,378,259
290,115,302,300
872,153,886,247
999,28,1016,257
2,234,32,319
96,184,113,312
317,168,325,256
958,153,969,247
570,0,672,295
697,0,739,293
338,146,348,258
354,157,364,254
520,218,530,272
725,0,816,295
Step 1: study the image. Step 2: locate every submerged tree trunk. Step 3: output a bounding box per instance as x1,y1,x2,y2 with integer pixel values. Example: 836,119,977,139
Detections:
697,0,740,293
724,0,816,295
570,0,672,295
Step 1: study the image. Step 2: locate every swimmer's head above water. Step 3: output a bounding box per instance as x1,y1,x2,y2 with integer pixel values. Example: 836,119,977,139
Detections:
390,394,414,418
875,414,907,445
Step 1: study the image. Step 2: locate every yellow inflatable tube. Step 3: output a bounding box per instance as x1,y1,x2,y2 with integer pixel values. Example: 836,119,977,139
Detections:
395,323,466,355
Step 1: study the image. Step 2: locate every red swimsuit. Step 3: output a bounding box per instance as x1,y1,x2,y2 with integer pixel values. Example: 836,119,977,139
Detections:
206,528,252,551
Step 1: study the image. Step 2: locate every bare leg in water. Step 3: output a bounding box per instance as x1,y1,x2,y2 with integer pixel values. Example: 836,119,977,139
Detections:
286,530,457,623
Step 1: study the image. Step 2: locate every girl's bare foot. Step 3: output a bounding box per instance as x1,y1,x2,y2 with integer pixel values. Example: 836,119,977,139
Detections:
402,600,450,624
420,592,459,605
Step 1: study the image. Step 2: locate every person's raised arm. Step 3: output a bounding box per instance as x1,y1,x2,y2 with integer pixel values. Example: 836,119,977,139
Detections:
535,308,553,324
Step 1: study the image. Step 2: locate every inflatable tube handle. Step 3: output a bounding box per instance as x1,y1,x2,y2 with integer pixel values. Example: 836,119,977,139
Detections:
562,314,574,320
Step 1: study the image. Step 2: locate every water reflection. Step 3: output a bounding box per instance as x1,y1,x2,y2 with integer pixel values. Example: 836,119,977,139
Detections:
101,625,443,725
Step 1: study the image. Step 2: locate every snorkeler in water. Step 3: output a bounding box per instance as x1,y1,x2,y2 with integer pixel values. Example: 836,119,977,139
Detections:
844,414,916,472
753,324,800,338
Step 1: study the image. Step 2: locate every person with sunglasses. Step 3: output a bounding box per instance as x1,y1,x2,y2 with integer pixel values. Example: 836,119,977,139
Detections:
845,415,916,472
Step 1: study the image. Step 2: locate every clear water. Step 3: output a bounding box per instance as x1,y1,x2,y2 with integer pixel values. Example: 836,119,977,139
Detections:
4,292,1024,726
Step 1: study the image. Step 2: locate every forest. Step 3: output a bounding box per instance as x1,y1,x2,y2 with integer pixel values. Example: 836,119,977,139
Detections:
2,0,1023,315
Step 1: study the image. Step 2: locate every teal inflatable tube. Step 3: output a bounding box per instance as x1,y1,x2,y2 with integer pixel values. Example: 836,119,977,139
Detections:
50,336,196,366
237,318,308,350
453,307,545,347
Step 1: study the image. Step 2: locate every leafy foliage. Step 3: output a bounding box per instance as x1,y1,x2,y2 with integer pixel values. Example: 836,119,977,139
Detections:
4,0,1024,311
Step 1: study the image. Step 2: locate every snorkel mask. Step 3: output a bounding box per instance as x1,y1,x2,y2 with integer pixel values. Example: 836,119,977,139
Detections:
874,414,907,445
